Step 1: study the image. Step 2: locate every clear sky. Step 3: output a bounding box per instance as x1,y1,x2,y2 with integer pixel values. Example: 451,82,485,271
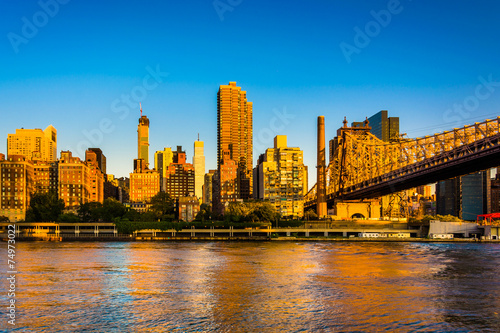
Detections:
1,0,499,188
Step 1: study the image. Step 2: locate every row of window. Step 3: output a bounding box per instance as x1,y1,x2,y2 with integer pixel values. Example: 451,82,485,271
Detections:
2,174,24,178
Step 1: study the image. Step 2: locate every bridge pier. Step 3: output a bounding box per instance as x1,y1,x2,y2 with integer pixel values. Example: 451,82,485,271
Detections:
335,200,381,220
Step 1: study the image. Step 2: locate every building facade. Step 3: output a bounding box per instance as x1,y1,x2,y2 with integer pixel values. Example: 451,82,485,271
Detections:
216,81,253,212
105,174,129,203
254,136,306,218
193,140,205,202
177,194,200,222
58,151,91,209
203,169,217,205
214,151,238,214
87,148,106,174
437,171,491,221
85,149,105,203
491,170,500,213
129,169,160,203
33,160,59,195
165,146,195,199
155,148,173,192
7,125,57,162
0,155,35,221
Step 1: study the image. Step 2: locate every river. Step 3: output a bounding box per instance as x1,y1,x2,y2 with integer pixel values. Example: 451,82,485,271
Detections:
1,241,500,332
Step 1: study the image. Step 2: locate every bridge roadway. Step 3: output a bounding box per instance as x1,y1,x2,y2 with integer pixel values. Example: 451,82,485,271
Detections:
316,132,500,206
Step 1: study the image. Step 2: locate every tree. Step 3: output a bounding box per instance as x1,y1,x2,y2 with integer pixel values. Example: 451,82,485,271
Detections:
224,201,279,223
123,208,141,222
149,192,175,220
0,215,9,222
101,198,126,222
58,213,79,223
304,209,318,221
25,191,65,222
224,202,247,222
414,214,462,224
195,204,212,222
140,211,157,222
78,202,103,222
253,202,279,222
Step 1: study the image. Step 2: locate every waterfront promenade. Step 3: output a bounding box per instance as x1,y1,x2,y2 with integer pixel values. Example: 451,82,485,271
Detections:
1,220,498,242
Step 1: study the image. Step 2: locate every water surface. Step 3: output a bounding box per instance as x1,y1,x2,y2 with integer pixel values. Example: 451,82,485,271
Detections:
1,241,499,332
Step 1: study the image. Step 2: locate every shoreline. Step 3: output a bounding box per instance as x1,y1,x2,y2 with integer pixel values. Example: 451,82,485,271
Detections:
6,236,500,243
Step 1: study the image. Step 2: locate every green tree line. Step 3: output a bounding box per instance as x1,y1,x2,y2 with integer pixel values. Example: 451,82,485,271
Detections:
20,192,304,233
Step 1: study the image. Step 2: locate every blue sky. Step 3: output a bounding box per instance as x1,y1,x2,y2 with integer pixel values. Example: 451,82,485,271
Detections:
1,0,499,188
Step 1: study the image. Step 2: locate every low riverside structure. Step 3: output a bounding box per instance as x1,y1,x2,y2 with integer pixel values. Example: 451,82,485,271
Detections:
428,220,497,239
1,220,498,241
0,222,118,240
0,220,417,240
133,225,417,240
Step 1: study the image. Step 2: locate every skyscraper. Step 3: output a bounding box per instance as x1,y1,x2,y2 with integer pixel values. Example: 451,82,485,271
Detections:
131,104,159,203
7,125,57,162
137,104,150,168
436,171,491,221
165,146,195,199
216,81,253,211
85,149,105,203
155,148,173,192
193,139,205,202
367,110,399,142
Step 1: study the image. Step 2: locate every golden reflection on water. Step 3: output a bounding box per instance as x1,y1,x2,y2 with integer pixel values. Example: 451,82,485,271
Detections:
2,241,500,332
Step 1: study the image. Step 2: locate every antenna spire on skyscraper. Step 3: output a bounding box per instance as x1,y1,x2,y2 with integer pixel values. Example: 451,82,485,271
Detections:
140,102,142,117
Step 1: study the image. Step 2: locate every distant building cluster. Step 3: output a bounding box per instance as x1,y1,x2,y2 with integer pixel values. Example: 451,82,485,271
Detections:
0,126,125,221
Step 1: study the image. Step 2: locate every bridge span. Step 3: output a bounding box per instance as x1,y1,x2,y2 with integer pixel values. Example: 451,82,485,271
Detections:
305,117,500,211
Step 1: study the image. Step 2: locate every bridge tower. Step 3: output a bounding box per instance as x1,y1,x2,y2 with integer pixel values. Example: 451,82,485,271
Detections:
317,116,327,217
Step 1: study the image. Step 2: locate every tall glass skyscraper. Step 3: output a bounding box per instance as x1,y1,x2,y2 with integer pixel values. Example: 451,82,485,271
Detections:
367,110,399,142
436,171,491,221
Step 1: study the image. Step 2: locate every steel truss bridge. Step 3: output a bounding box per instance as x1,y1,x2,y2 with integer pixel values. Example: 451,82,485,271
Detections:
305,117,500,210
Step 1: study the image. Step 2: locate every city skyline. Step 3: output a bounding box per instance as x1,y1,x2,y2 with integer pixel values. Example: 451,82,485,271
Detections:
1,0,500,187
